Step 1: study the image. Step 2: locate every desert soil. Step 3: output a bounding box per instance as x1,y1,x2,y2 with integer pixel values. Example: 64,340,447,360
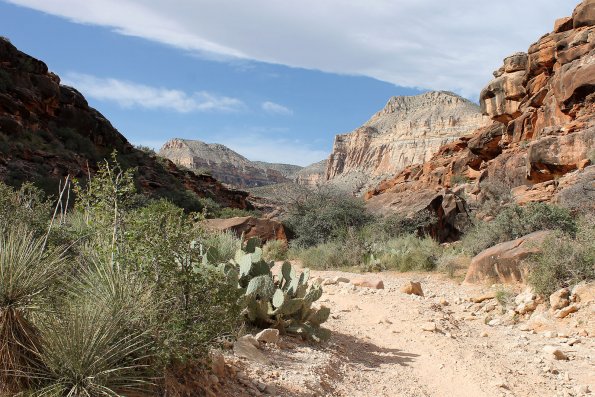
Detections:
218,269,594,397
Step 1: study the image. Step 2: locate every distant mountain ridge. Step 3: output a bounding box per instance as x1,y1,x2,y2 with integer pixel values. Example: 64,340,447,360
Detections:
0,38,250,211
159,138,305,188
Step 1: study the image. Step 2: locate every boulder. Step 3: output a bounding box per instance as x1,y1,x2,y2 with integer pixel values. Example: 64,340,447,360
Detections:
464,231,551,284
255,328,280,344
400,281,424,296
571,282,595,303
555,304,579,319
572,0,595,28
549,288,571,310
203,216,287,243
233,339,269,365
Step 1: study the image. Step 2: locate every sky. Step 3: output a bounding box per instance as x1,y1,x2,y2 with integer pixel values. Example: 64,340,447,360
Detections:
0,1,576,166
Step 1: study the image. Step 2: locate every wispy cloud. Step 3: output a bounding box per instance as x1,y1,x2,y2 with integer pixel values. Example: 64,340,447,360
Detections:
62,72,245,113
5,0,575,98
262,101,293,116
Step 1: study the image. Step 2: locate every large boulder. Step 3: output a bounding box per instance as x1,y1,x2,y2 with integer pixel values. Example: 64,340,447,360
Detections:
203,216,287,243
464,231,551,284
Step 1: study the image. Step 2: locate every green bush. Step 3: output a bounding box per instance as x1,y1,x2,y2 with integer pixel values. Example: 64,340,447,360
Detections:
377,235,441,272
461,203,576,256
528,216,595,298
0,181,52,237
202,230,241,263
284,188,373,247
436,250,471,278
364,209,437,242
263,239,288,261
290,241,348,270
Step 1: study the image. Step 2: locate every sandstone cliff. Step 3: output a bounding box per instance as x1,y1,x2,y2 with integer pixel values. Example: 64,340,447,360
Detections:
294,159,327,186
159,138,303,188
325,91,490,192
365,0,595,240
0,38,250,210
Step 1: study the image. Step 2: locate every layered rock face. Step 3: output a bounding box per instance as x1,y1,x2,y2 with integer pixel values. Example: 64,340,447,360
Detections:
294,159,327,186
0,38,250,210
159,138,303,188
366,0,595,240
325,91,490,192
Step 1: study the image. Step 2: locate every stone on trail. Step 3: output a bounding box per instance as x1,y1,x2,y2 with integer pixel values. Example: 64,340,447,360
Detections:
470,291,496,303
555,304,579,319
234,339,270,365
351,278,384,289
238,334,260,348
334,276,350,284
400,281,424,296
542,345,568,360
422,322,437,332
549,288,570,310
255,328,280,344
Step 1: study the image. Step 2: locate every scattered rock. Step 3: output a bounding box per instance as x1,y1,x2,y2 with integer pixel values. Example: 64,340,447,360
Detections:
378,317,393,325
481,331,489,337
516,300,538,314
210,350,226,378
239,334,260,348
543,345,568,360
312,277,324,285
255,328,280,344
322,278,337,285
571,282,594,304
470,292,496,303
488,319,501,327
351,278,384,289
439,298,449,306
234,339,270,365
400,281,424,296
543,331,556,338
334,276,350,284
422,322,437,332
555,304,579,319
549,288,570,310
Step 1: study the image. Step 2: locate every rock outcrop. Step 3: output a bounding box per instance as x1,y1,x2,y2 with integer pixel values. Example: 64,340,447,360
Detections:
325,91,490,192
294,159,327,186
0,38,250,210
159,139,302,188
203,216,287,243
366,0,595,239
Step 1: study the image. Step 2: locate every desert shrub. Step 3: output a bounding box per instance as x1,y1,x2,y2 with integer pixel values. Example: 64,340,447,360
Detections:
528,216,595,298
291,241,347,270
202,230,241,263
135,144,156,155
263,239,288,261
0,182,52,237
475,179,513,217
450,175,470,186
377,235,441,272
284,188,373,247
215,206,261,219
461,203,576,256
365,209,437,242
495,287,513,308
0,69,12,92
0,226,66,393
436,250,471,278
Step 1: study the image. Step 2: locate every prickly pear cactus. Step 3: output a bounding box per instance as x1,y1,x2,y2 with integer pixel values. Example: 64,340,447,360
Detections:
229,241,330,341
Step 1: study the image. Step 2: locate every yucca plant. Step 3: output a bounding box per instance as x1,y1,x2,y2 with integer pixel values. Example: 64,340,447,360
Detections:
0,227,66,393
33,302,153,397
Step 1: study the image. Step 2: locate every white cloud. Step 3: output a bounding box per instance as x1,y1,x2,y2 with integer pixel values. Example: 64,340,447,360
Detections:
62,72,244,113
262,101,293,116
7,0,577,98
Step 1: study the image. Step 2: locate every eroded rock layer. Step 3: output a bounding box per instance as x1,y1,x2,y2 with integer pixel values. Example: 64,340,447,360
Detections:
159,138,303,188
366,0,595,240
325,91,490,192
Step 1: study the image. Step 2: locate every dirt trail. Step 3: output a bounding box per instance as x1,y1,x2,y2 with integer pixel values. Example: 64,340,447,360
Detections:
221,270,595,397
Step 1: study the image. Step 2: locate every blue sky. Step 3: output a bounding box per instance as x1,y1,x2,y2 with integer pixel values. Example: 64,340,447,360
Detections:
0,1,575,166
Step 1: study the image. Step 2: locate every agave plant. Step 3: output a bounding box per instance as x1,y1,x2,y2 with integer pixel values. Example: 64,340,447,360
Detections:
33,302,153,397
0,226,66,393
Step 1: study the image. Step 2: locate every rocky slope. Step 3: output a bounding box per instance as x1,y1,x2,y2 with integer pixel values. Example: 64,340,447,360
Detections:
365,0,595,240
325,91,490,192
0,38,250,210
294,159,327,186
159,138,303,188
